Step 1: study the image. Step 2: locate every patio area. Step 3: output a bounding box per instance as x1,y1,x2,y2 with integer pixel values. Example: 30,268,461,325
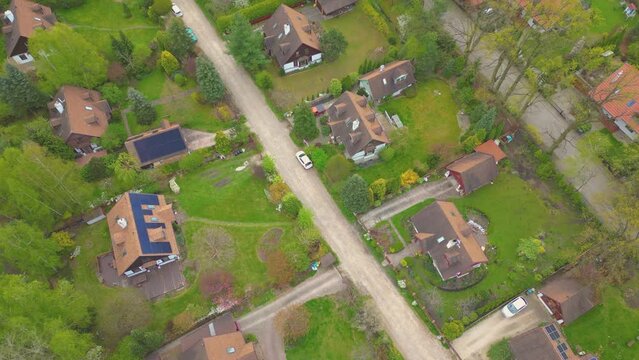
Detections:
97,252,186,300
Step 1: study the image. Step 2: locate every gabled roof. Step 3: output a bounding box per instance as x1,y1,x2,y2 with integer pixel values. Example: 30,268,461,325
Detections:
509,325,578,360
359,60,416,101
327,91,389,156
3,0,56,56
591,63,639,133
49,86,111,142
263,5,320,67
409,201,488,280
125,120,188,167
106,192,178,276
474,140,507,163
316,0,357,15
540,273,597,324
447,152,497,194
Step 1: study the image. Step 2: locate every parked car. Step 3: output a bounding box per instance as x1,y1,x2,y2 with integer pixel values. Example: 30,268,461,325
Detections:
311,103,327,117
232,148,245,156
295,151,313,170
171,3,183,17
185,27,197,43
501,296,528,318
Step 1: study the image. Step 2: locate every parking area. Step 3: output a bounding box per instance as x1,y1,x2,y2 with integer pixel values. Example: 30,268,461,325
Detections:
452,293,552,359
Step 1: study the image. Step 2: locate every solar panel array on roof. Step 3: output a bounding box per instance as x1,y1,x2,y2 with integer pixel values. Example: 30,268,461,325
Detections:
545,324,560,340
557,343,569,360
133,128,187,164
129,192,173,255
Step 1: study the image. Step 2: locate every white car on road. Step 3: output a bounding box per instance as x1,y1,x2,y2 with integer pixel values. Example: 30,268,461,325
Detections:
296,151,313,170
171,3,183,17
501,296,527,318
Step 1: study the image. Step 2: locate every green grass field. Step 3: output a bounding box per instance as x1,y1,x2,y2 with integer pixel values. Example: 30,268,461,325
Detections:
589,0,636,37
267,5,387,109
391,172,583,322
565,286,639,360
286,297,369,360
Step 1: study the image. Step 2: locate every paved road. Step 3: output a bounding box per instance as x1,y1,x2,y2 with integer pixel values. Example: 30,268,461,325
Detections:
452,293,551,359
238,268,346,360
441,1,620,226
174,1,454,358
359,177,458,228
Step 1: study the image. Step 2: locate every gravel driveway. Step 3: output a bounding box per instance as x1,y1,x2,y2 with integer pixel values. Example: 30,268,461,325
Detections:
451,293,551,359
172,1,454,358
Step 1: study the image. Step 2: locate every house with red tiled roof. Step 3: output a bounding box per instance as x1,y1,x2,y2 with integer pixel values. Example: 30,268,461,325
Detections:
445,140,506,195
409,201,488,280
591,63,639,141
263,5,321,74
474,140,507,163
2,0,56,65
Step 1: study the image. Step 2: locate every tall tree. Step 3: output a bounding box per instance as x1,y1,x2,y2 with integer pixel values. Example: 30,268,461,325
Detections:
341,175,370,213
158,50,179,75
196,56,226,103
292,104,318,141
0,221,61,279
320,29,347,62
0,64,46,116
30,24,107,91
111,31,134,67
127,88,156,125
226,14,269,72
110,152,141,189
165,19,194,60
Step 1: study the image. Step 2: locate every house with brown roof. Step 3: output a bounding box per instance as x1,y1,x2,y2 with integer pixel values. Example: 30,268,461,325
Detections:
538,272,598,325
409,201,488,280
591,63,639,141
125,120,188,168
48,85,111,155
263,5,321,74
327,91,389,163
180,332,258,360
2,0,55,64
474,140,507,163
358,60,416,103
107,192,179,277
445,152,498,195
315,0,357,17
508,324,578,360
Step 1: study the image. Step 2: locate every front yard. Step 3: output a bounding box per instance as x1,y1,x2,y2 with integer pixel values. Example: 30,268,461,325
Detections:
267,5,387,109
588,0,637,38
391,171,584,326
565,286,639,360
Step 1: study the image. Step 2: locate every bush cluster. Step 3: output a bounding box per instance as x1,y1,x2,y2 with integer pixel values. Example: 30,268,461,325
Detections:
216,0,302,32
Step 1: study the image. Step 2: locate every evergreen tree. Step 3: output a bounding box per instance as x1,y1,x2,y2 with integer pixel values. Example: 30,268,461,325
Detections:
127,88,156,125
166,19,194,60
110,31,134,67
196,56,226,103
159,51,179,75
292,104,318,141
341,175,370,213
0,64,46,116
227,14,269,72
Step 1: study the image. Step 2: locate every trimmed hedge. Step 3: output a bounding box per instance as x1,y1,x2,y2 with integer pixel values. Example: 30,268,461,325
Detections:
216,0,303,32
361,0,391,37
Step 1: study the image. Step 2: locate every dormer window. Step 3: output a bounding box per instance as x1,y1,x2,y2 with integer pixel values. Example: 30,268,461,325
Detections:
395,74,407,83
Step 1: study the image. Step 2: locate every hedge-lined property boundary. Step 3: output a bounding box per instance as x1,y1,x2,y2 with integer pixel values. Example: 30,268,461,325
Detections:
216,0,304,32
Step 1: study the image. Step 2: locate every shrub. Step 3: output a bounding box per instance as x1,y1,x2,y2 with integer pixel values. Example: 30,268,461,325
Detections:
341,175,370,213
99,83,125,107
282,193,302,218
266,250,294,287
196,56,226,103
275,305,310,344
307,147,329,170
269,181,290,203
99,122,127,152
215,0,302,32
81,156,114,182
320,29,348,62
179,150,205,172
199,271,234,303
400,169,419,187
128,88,156,125
387,177,401,195
174,73,187,87
325,154,353,183
262,155,277,179
329,78,342,97
369,178,387,202
215,131,232,154
107,62,127,85
50,231,74,250
158,51,179,75
380,146,396,161
517,237,545,261
292,104,318,141
341,72,359,91
296,207,314,230
150,0,171,16
361,0,391,36
255,71,273,90
442,320,464,339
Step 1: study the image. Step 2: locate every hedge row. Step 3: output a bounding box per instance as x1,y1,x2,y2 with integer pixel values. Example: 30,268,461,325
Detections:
216,0,303,32
361,0,391,37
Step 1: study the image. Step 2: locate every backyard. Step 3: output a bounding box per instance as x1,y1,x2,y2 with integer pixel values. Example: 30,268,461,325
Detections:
588,0,636,38
565,286,639,360
391,171,584,325
267,5,388,109
285,296,370,360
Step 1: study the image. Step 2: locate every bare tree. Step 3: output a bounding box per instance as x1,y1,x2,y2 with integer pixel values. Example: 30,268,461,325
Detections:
192,226,235,268
274,305,311,345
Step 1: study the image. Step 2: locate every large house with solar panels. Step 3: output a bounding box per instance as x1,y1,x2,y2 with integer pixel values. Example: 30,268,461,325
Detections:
591,63,639,141
508,325,582,360
125,120,188,168
106,192,179,278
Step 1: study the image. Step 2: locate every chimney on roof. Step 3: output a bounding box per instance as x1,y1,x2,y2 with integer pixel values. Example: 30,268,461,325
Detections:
302,24,311,33
283,23,290,36
366,112,375,122
379,64,385,72
82,91,92,100
372,125,383,135
446,239,460,249
84,115,98,125
116,217,128,229
356,96,366,107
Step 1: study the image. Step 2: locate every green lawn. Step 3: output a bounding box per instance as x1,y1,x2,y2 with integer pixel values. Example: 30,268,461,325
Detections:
392,172,583,323
286,297,369,360
565,286,639,360
135,69,184,101
589,0,636,37
359,79,461,183
267,5,387,109
56,0,159,58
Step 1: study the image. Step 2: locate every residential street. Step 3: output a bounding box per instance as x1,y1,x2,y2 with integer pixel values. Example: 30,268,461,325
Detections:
440,1,620,226
173,0,454,358
451,293,551,359
359,177,457,228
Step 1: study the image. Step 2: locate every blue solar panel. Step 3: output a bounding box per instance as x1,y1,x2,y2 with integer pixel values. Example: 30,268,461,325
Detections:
557,343,569,360
545,324,560,340
129,192,173,255
133,128,187,164
628,99,637,107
